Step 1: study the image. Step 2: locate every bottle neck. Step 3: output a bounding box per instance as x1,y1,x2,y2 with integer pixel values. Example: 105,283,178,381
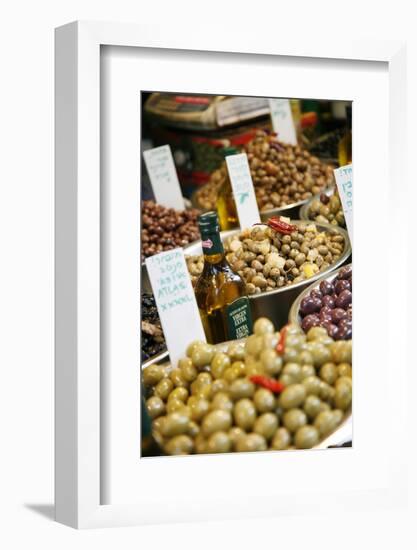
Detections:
201,230,225,264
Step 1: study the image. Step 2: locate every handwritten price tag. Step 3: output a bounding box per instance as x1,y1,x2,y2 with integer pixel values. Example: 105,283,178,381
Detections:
268,98,297,146
143,145,184,210
225,153,261,230
333,164,353,241
145,249,206,367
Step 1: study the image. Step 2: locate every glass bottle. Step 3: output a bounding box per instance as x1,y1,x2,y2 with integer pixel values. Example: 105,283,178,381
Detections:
216,147,239,231
194,212,253,344
338,105,352,166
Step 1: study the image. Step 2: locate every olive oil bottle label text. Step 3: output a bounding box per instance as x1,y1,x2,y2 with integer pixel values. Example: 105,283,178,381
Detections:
226,297,253,340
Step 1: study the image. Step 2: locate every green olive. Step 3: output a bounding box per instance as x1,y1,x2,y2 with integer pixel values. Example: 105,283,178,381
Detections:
318,381,335,402
283,408,307,433
306,326,329,341
330,341,352,364
314,409,343,436
161,412,190,437
154,378,174,401
294,425,319,449
262,333,279,350
194,433,207,454
166,399,187,414
227,341,245,361
210,352,231,379
229,427,246,449
253,317,275,336
282,362,302,382
210,392,234,412
303,395,323,419
309,343,332,367
179,358,198,382
337,363,352,378
300,365,315,380
302,375,322,396
244,357,263,377
187,421,200,438
188,397,210,422
270,427,291,450
229,378,255,401
279,374,294,386
170,369,188,388
298,350,314,366
211,379,229,395
245,334,264,357
206,431,232,453
191,344,215,368
186,340,204,358
164,435,193,455
201,409,232,436
143,364,167,387
283,347,300,363
234,398,257,430
335,378,352,410
279,384,307,409
285,334,305,350
168,387,189,403
319,362,338,385
235,433,267,452
253,413,279,440
146,396,165,419
260,349,282,376
223,366,241,383
254,388,276,413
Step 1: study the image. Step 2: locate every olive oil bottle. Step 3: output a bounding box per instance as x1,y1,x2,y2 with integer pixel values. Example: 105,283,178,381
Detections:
194,212,253,344
216,148,239,231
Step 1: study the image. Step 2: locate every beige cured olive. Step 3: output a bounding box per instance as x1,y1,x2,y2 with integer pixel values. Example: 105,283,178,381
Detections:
337,363,352,378
235,433,267,453
143,364,166,387
279,384,306,409
314,409,343,436
295,425,319,449
245,334,264,357
253,413,279,440
234,398,257,430
210,352,231,379
191,343,215,368
254,388,276,413
206,431,232,454
179,358,198,383
188,397,210,422
170,369,188,388
211,379,229,395
334,378,352,410
227,341,245,361
168,387,189,403
154,377,174,401
229,426,246,449
229,378,255,401
146,396,165,419
164,435,194,455
319,363,338,385
271,427,291,450
253,317,274,336
282,363,302,383
303,394,323,419
300,365,315,380
201,409,232,436
283,408,307,433
260,349,282,376
210,392,234,413
302,375,322,396
160,412,190,437
186,340,204,358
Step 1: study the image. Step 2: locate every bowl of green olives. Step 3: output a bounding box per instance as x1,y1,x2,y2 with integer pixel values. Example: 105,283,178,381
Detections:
142,317,352,456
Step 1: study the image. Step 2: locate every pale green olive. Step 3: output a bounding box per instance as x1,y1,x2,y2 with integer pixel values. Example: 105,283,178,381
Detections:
229,378,255,401
282,362,302,383
206,431,232,453
300,365,315,380
188,397,210,422
270,427,291,450
146,396,165,419
168,387,189,403
334,378,352,410
210,392,234,412
253,413,279,440
319,362,338,385
235,433,267,452
161,412,190,437
279,384,307,409
337,363,352,378
262,333,279,350
186,340,204,358
166,399,187,414
283,408,307,433
314,409,343,436
170,369,188,388
228,426,246,448
211,379,229,395
143,364,167,387
227,341,246,361
318,381,335,402
298,350,314,366
253,317,275,336
191,343,215,368
154,378,174,401
303,395,323,419
245,334,264,357
201,409,232,436
179,358,198,382
164,435,194,455
254,388,276,413
260,349,282,376
306,326,329,341
210,352,231,379
330,341,352,364
187,421,200,438
302,375,322,396
294,425,319,449
234,398,257,430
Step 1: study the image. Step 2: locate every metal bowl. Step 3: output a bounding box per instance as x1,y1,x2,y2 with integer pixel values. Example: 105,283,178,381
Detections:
288,263,352,328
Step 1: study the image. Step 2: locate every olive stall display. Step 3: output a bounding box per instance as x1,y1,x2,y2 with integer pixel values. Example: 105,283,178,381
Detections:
142,318,352,455
141,200,200,261
186,219,347,295
194,131,334,213
142,293,166,361
300,189,346,228
290,265,352,341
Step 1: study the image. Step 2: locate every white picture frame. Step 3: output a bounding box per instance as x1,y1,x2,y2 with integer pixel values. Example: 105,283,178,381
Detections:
55,21,407,529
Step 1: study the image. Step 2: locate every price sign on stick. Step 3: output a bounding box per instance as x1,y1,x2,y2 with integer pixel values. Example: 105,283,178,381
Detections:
268,98,297,146
143,145,184,210
333,164,353,242
225,153,261,230
145,249,206,368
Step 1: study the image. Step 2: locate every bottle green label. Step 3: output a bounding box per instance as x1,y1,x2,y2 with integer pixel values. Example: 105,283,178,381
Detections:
226,297,253,340
201,232,224,256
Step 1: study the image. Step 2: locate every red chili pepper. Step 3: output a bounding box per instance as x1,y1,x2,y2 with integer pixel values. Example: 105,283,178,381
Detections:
253,216,297,235
249,375,285,394
276,325,288,355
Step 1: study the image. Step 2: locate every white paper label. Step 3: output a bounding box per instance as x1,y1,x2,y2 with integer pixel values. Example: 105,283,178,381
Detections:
333,164,353,241
145,249,206,368
143,145,184,210
225,153,261,230
268,98,297,145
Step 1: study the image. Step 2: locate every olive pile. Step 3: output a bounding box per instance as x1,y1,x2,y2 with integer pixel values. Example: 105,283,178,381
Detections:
142,293,166,361
142,319,352,455
308,128,345,160
141,200,200,261
186,222,345,294
306,191,346,227
299,266,352,340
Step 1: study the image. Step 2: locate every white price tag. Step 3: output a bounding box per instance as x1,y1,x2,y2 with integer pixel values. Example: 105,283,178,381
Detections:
333,164,353,242
268,98,297,146
143,145,184,210
225,153,261,230
145,249,206,368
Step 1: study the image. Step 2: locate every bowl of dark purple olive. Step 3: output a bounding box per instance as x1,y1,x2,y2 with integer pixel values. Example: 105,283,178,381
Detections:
289,264,352,340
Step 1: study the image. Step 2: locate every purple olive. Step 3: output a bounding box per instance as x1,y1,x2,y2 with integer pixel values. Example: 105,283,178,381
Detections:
300,296,317,316
322,295,335,308
347,308,352,320
339,318,352,330
319,280,334,296
334,279,351,295
311,289,323,299
336,290,352,309
320,193,330,205
338,266,352,280
322,322,339,339
337,323,352,340
331,308,348,324
301,314,321,333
